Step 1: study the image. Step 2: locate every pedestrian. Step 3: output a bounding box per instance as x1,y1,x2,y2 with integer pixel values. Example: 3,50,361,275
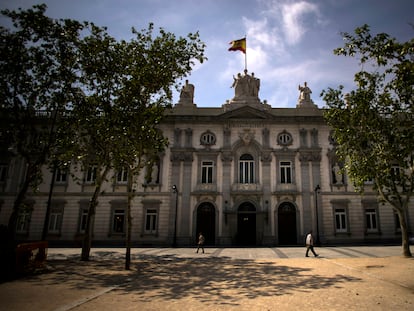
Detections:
305,230,319,257
196,232,205,253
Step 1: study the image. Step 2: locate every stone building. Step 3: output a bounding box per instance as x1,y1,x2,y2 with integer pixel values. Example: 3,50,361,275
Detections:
0,71,412,246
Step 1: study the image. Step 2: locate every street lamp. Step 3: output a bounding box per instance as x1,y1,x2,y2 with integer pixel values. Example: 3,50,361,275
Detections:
314,184,321,245
172,185,178,247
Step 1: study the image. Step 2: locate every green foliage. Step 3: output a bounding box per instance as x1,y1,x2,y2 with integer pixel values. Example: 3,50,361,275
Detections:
0,4,84,174
322,24,413,256
322,24,414,196
0,4,206,252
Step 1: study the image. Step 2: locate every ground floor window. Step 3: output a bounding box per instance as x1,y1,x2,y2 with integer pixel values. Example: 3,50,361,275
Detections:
334,208,347,233
16,210,31,234
145,209,158,234
48,209,63,234
365,208,378,233
78,208,88,233
112,209,125,233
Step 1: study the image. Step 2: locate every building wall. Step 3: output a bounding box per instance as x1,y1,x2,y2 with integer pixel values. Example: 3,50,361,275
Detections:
0,100,412,246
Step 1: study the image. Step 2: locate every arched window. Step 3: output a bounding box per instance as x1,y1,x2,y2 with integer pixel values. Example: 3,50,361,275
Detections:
239,154,254,183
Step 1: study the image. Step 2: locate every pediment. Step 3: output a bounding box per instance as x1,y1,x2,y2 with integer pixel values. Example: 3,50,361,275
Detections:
218,105,273,120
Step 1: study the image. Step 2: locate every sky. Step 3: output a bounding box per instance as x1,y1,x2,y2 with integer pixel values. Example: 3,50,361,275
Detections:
1,0,413,108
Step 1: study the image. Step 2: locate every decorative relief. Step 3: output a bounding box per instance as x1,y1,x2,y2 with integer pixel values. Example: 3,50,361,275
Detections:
239,129,255,145
299,150,321,162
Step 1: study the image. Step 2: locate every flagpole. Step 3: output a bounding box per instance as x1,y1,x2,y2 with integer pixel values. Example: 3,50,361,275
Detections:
244,35,247,71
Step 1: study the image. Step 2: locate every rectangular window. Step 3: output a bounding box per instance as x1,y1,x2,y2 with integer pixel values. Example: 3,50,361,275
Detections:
201,161,213,184
280,161,292,184
391,164,401,180
117,167,128,184
55,168,67,183
48,210,62,234
85,165,97,183
79,208,88,233
335,208,347,232
112,209,125,233
145,209,158,234
0,163,7,182
365,209,378,232
239,160,254,183
16,211,31,233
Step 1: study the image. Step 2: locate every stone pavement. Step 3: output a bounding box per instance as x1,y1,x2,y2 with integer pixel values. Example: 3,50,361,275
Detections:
0,246,413,311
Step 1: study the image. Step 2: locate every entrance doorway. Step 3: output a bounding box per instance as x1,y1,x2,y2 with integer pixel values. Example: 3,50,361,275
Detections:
196,203,215,245
278,202,297,245
237,202,256,245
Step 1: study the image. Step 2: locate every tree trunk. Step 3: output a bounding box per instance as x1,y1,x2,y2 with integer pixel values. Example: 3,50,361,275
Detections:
81,167,110,261
125,169,133,270
396,208,412,257
81,189,98,261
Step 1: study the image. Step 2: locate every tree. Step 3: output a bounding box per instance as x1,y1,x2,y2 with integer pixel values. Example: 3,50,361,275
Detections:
322,24,414,257
0,4,84,243
64,23,206,261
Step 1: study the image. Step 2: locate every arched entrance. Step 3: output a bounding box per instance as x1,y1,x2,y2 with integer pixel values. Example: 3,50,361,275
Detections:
278,202,297,245
237,202,256,245
196,203,215,245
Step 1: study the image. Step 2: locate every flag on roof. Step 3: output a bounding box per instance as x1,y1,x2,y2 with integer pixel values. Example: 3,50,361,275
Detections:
228,38,246,54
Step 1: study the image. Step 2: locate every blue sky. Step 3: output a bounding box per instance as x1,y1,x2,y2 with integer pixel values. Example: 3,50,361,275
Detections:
1,0,413,108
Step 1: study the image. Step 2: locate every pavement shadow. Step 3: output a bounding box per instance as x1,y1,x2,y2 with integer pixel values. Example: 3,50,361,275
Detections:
34,252,362,307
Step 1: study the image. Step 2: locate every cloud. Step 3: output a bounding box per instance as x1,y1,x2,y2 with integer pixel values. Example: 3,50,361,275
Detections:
281,1,320,45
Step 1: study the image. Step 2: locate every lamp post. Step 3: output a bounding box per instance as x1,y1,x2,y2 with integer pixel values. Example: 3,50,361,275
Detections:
172,185,178,247
314,184,321,245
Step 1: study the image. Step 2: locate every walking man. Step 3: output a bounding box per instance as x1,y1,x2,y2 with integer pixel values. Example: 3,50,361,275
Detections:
196,232,205,254
305,230,319,257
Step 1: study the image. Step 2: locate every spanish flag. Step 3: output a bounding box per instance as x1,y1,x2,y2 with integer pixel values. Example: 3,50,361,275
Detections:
228,38,246,54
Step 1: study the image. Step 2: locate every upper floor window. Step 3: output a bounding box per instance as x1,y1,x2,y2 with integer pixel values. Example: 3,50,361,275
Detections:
239,154,254,184
201,161,213,184
116,167,128,184
391,164,401,178
280,161,292,184
277,130,293,146
55,168,68,184
85,165,97,183
200,131,216,146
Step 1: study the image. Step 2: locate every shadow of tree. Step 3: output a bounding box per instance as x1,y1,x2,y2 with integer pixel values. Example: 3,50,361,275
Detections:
35,252,361,307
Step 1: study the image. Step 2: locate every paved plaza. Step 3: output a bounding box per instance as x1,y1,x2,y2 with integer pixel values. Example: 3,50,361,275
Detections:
1,246,413,310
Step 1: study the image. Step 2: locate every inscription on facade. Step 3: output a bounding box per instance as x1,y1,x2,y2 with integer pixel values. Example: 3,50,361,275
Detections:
228,122,265,128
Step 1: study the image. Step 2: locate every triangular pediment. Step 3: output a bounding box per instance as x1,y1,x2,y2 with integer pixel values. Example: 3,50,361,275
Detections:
219,105,273,120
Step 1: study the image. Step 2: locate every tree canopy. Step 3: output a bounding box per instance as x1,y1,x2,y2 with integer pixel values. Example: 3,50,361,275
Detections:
322,24,414,257
0,4,207,264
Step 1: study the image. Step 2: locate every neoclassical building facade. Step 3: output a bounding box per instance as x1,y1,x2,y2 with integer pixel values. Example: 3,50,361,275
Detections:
1,72,412,246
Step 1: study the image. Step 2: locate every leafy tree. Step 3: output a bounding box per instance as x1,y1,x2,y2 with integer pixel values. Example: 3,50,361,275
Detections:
322,24,414,257
0,4,84,243
64,23,206,261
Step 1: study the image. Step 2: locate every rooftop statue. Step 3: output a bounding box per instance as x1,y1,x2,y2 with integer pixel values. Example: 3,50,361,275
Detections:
177,79,196,106
297,81,316,107
230,69,260,101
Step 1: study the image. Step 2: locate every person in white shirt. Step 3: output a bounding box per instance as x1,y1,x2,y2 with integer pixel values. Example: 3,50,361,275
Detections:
305,230,319,257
